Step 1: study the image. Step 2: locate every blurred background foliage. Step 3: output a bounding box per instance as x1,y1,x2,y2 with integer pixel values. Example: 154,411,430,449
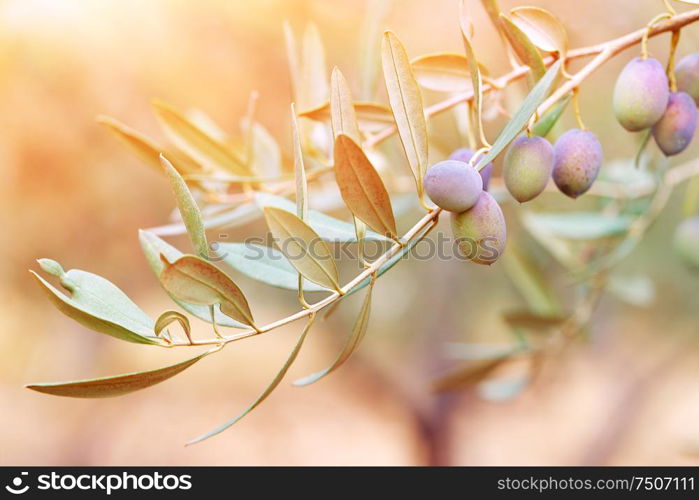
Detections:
1,0,698,465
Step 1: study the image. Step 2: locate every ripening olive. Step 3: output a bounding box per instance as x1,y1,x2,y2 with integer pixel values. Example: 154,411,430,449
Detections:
676,53,699,106
451,191,506,266
449,148,494,190
552,129,603,199
424,160,483,213
613,57,669,131
503,136,554,203
652,91,698,156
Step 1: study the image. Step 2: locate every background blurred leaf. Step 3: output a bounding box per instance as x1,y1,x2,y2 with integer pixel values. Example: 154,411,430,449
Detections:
31,259,160,345
382,31,428,197
523,212,633,240
153,100,248,175
240,119,281,179
411,53,473,93
293,281,374,386
608,274,656,307
159,254,256,328
26,349,215,398
333,135,397,239
299,101,394,133
330,67,361,142
263,206,341,291
138,231,246,328
154,310,192,344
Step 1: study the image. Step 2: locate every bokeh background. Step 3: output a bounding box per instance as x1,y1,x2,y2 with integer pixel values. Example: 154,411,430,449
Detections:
1,0,698,465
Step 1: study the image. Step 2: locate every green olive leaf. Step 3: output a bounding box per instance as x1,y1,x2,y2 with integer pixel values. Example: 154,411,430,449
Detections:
475,59,561,171
293,280,374,387
531,93,570,137
31,259,161,345
510,6,568,55
160,155,209,259
218,243,330,292
159,254,256,328
299,101,394,133
333,134,397,239
27,348,216,398
382,31,428,198
187,315,317,445
499,14,546,83
152,100,248,176
255,193,390,242
263,207,341,292
154,310,192,344
138,230,246,329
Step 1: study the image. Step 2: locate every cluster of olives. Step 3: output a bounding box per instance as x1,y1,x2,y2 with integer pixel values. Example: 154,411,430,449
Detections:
614,54,699,155
425,130,602,265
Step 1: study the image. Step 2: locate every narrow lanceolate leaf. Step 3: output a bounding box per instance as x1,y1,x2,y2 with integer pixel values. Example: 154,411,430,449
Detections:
459,16,488,147
31,259,160,345
97,116,200,174
290,103,308,220
187,315,317,445
523,212,633,240
510,7,568,55
293,281,374,386
256,193,390,242
263,207,341,291
411,53,472,93
152,100,248,176
160,155,209,259
218,243,330,292
302,23,329,109
475,60,561,171
138,231,246,328
299,101,394,133
154,310,192,344
382,31,428,197
330,67,361,142
27,348,215,398
531,94,570,137
240,119,281,178
159,254,256,328
333,134,397,239
283,21,302,104
499,15,546,83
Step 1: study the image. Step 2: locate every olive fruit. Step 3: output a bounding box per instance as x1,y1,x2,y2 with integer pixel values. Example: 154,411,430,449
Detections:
552,129,603,199
676,53,699,106
424,160,483,213
613,57,669,131
448,148,494,190
451,191,506,266
652,91,698,156
503,136,554,203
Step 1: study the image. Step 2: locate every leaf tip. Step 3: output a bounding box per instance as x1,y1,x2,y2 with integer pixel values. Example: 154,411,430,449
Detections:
37,258,65,277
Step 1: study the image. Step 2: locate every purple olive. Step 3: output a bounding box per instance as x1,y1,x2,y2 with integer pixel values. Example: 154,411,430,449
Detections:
424,160,483,213
676,53,699,106
451,191,506,266
552,129,603,199
652,91,698,156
